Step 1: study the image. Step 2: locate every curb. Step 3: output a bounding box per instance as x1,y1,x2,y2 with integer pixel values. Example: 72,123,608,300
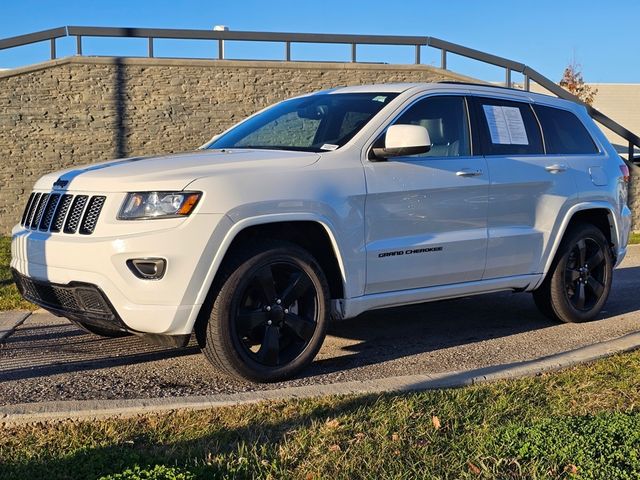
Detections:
0,311,31,342
2,330,640,425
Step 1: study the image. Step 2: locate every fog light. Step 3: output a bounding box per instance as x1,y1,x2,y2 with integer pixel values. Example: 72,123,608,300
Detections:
127,258,167,280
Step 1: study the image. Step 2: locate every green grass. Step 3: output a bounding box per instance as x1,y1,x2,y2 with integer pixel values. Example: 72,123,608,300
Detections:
629,232,640,245
0,236,36,311
2,349,640,479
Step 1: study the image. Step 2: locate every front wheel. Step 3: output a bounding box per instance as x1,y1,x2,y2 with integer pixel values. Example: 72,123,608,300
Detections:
533,223,613,323
198,241,330,382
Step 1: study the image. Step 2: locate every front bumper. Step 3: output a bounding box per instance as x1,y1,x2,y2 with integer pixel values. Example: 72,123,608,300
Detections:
11,212,231,335
12,269,127,332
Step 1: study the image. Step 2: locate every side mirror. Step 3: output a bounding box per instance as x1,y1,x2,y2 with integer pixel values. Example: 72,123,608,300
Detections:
371,124,431,161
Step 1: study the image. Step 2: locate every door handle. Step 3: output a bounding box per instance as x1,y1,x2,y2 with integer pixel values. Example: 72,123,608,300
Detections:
456,168,483,177
545,164,568,173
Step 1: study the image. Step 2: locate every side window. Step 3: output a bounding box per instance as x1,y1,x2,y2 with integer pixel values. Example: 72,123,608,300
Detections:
393,96,470,157
533,105,599,155
474,97,544,155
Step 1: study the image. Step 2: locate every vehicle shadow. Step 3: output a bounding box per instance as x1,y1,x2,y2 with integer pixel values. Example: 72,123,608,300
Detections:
0,319,201,382
303,290,555,377
2,265,638,384
299,264,640,379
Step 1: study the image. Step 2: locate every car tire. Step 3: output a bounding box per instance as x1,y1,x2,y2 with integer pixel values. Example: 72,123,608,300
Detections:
76,321,131,338
197,240,330,382
533,223,613,323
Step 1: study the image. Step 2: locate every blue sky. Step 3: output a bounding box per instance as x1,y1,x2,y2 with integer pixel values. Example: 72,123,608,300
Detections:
0,0,638,83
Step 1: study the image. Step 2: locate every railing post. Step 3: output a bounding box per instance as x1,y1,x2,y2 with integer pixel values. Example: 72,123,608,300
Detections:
505,67,511,87
76,35,82,55
351,43,356,62
285,41,291,61
524,74,530,91
415,45,421,64
218,39,224,59
148,37,154,58
440,49,447,70
50,38,56,60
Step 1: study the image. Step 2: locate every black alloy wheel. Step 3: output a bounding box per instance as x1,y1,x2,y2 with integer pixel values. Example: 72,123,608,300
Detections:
233,261,319,368
198,240,330,382
563,238,607,312
533,223,613,323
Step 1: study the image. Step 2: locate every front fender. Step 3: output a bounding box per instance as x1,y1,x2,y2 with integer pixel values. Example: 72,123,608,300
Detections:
184,212,355,333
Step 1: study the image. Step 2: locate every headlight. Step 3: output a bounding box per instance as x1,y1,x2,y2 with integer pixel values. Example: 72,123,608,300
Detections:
118,191,201,220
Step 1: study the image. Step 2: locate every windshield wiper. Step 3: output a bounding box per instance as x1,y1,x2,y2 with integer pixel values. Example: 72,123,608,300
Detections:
222,145,322,153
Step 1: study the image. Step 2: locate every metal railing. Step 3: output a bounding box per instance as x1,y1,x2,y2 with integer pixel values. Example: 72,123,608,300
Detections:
1,25,638,162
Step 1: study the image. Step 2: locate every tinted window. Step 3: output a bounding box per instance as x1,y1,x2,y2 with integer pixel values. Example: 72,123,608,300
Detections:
533,105,598,155
209,92,398,153
393,96,470,157
474,97,543,156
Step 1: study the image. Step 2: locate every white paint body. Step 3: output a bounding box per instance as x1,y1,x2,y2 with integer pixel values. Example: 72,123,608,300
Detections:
11,83,632,335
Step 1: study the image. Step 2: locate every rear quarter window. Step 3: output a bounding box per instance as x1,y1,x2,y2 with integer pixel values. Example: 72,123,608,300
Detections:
473,97,544,156
533,105,599,155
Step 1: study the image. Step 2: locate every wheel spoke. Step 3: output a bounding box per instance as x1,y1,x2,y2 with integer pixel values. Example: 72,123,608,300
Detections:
258,325,280,366
587,277,605,299
236,310,268,334
586,249,605,272
576,240,587,266
574,282,586,310
284,313,316,341
255,266,277,303
281,272,312,308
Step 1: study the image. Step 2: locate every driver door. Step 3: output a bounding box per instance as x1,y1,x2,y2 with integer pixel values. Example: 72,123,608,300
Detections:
363,95,489,294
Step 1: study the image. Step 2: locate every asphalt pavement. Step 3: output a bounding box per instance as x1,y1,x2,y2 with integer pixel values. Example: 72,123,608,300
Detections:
1,246,640,406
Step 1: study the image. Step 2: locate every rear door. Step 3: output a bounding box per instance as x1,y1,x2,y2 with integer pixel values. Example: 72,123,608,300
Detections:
470,96,577,279
363,94,489,294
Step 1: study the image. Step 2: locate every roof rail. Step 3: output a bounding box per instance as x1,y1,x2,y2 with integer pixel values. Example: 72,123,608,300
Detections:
1,26,638,163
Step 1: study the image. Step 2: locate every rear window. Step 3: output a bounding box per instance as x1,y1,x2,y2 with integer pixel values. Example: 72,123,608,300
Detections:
474,97,544,156
533,105,599,155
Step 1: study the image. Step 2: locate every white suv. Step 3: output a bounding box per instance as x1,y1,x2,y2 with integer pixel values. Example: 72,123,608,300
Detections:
11,82,632,382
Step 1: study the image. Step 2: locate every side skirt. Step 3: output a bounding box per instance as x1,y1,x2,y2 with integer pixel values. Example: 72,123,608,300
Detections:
333,274,543,320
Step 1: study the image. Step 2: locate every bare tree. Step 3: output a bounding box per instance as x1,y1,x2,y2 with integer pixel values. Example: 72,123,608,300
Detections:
559,62,598,105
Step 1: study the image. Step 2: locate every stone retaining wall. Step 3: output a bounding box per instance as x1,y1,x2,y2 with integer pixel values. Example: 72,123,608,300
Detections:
0,56,472,233
0,56,638,234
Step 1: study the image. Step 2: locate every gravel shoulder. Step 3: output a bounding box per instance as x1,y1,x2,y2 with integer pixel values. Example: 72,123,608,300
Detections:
1,246,640,406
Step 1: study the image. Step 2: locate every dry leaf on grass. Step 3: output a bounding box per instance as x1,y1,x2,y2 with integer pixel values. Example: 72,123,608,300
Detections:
325,419,340,429
468,462,481,475
565,464,579,475
432,415,441,430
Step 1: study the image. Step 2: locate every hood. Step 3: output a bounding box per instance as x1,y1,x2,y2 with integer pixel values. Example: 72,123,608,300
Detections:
34,149,321,192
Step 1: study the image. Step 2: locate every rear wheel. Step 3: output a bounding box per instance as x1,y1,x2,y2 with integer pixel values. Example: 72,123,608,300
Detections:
533,223,613,323
198,241,329,382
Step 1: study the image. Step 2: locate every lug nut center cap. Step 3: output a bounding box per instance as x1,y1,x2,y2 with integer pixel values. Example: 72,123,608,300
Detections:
269,305,285,322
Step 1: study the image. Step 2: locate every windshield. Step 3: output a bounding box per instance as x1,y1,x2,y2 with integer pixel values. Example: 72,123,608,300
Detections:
207,92,398,153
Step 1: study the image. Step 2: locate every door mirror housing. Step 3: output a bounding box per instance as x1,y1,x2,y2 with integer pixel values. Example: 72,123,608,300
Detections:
371,124,431,160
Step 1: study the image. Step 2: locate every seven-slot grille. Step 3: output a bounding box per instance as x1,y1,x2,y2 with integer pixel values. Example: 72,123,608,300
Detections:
21,191,106,235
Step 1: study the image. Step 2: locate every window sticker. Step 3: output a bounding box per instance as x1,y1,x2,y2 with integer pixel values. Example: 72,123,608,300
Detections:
320,143,339,151
372,95,388,103
482,105,529,145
